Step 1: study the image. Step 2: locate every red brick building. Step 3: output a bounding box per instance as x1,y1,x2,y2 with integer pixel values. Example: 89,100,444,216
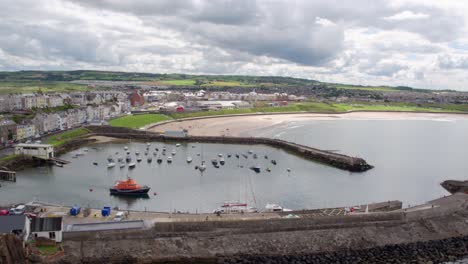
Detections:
129,91,145,107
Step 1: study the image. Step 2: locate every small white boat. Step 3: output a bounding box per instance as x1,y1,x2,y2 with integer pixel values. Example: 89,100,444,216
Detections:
213,201,257,214
83,148,89,152
55,162,63,168
176,143,181,147
124,146,128,150
171,150,176,156
117,156,123,162
264,203,292,212
147,142,151,146
219,157,225,165
199,163,206,172
135,150,140,156
248,150,253,154
107,162,116,168
119,163,125,168
218,153,223,157
167,156,173,163
128,163,136,168
186,156,193,163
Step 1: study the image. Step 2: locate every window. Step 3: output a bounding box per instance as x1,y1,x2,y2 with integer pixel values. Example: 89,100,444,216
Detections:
49,232,56,239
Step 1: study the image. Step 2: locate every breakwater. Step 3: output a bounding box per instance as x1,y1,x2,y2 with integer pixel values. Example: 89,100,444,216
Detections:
86,125,373,172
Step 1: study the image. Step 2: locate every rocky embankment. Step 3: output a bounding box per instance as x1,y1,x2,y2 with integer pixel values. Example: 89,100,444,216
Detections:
0,234,27,264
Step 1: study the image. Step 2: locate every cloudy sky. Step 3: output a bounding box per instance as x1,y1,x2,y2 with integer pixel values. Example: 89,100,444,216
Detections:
1,0,468,90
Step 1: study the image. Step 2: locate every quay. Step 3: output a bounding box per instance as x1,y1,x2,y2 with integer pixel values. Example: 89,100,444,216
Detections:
86,125,373,172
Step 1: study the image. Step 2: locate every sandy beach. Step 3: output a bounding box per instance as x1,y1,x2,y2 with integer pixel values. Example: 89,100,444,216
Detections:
148,112,468,137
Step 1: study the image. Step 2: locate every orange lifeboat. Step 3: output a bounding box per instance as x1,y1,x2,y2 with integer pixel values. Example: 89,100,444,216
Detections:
110,176,150,196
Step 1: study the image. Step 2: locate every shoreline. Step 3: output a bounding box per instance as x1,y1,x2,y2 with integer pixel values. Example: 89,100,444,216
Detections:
148,110,468,137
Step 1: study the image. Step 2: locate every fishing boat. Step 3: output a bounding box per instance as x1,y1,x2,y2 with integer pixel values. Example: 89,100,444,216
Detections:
264,203,292,212
107,162,116,168
128,163,136,168
167,156,173,163
109,176,150,196
271,160,277,165
171,150,176,156
126,155,132,163
186,156,193,163
219,157,225,165
250,166,261,173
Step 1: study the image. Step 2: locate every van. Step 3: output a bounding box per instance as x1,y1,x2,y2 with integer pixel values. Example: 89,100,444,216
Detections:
113,211,125,221
9,205,26,215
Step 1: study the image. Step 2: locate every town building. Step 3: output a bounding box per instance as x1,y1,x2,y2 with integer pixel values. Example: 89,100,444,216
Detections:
129,90,145,107
16,124,36,141
31,217,63,243
15,143,54,159
0,215,31,244
0,119,17,145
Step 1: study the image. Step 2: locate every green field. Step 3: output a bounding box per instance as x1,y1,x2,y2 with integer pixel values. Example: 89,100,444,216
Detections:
334,85,399,92
159,80,197,86
0,81,89,94
109,114,171,129
46,127,90,146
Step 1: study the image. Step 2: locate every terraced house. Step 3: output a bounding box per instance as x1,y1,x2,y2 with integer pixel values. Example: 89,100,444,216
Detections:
0,118,16,146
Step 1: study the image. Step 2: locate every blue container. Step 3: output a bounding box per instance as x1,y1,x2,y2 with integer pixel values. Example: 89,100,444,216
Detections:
70,205,81,216
101,206,111,217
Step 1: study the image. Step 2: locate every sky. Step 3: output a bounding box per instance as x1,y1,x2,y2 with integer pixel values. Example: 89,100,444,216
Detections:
1,0,468,90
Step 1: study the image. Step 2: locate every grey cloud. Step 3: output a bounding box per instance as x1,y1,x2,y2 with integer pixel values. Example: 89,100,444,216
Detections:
367,63,408,77
438,55,468,69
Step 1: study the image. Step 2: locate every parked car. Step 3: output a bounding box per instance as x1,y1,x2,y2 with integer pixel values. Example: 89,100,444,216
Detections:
0,210,9,216
113,211,125,221
9,205,25,215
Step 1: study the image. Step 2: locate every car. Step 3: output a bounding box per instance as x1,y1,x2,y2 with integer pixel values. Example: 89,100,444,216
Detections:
113,211,125,221
9,205,26,215
0,210,9,216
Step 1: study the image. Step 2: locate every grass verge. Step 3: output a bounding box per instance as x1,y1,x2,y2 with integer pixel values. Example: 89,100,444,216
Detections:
109,114,172,129
46,127,90,146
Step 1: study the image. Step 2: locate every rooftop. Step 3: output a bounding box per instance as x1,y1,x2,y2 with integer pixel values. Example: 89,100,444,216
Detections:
16,143,53,148
31,217,62,232
0,215,27,233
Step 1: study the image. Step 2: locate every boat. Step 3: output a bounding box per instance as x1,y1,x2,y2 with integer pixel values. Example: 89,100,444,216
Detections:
248,150,253,154
235,154,239,159
128,163,136,168
176,143,181,147
287,168,291,172
253,154,258,159
126,151,130,155
117,156,123,162
250,166,261,173
107,162,116,168
186,156,193,163
171,150,176,156
55,162,63,168
144,151,148,156
227,154,232,158
211,159,218,166
162,147,166,151
124,146,128,150
167,157,173,163
242,154,248,159
199,161,206,172
264,155,268,159
441,180,468,194
107,155,114,162
266,168,271,172
136,157,142,162
126,155,132,163
135,150,140,156
213,201,257,214
264,203,292,212
147,142,151,147
219,157,225,165
271,160,277,165
157,157,163,164
155,147,159,151
83,148,89,152
93,162,98,166
218,153,223,158
109,176,150,196
147,157,152,163
119,163,125,168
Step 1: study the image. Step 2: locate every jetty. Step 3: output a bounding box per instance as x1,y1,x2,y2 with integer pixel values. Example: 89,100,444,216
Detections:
0,169,16,182
86,126,373,172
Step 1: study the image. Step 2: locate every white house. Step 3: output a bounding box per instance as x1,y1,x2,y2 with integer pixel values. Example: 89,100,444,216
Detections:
15,143,54,159
31,217,63,243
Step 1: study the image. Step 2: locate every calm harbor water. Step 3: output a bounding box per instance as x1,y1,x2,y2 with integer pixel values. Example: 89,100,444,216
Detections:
1,117,468,212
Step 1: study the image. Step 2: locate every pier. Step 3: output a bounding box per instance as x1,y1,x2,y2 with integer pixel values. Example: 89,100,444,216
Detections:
86,126,373,172
0,169,16,182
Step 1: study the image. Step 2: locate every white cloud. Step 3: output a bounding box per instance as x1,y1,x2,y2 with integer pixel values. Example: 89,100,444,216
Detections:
384,10,430,21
